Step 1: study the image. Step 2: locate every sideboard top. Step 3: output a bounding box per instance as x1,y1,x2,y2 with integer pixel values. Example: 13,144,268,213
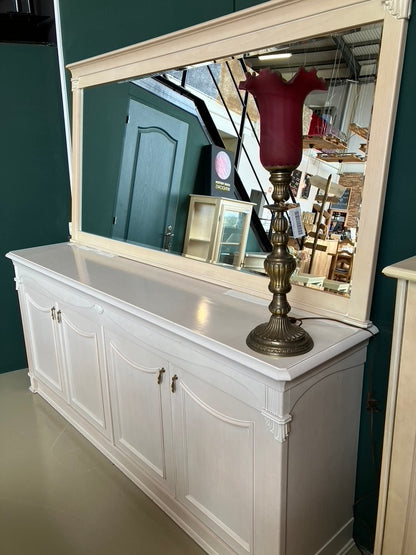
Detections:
383,256,416,282
7,243,372,383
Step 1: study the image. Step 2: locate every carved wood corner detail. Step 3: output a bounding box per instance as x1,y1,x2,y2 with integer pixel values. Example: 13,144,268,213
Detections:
261,410,292,443
14,277,22,291
28,371,38,393
383,0,412,19
263,385,292,442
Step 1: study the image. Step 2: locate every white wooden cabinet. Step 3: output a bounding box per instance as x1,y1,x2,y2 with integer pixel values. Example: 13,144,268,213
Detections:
18,275,66,399
103,308,278,553
104,317,175,493
169,356,278,554
17,272,112,439
8,243,373,555
374,256,416,554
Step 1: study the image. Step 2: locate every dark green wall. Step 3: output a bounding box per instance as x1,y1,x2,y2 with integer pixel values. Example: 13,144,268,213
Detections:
60,0,260,64
0,43,70,374
353,12,416,551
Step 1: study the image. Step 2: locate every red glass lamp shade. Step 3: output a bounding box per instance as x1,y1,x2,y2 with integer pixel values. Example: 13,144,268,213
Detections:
239,67,327,170
308,112,327,136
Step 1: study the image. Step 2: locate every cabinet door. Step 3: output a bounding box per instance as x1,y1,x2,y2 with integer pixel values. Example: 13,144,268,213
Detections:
58,300,111,438
171,367,258,555
183,198,218,262
105,327,174,491
216,206,247,265
19,280,66,398
214,201,253,267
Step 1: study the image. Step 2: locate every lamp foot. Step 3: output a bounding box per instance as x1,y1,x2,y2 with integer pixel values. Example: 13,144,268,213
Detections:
246,315,313,357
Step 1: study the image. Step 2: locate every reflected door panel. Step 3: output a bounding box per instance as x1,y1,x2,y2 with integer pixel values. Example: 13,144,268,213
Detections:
113,97,189,249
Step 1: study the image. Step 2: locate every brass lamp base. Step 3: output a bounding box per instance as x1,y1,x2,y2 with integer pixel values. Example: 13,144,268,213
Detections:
246,168,314,357
247,315,313,357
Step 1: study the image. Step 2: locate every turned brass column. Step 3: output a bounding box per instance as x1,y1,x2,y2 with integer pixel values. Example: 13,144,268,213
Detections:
239,67,326,356
246,169,313,356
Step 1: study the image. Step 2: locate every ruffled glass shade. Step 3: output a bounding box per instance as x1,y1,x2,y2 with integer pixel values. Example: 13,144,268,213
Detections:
239,67,327,169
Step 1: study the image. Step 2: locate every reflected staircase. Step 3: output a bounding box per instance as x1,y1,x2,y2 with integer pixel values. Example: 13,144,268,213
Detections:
154,59,273,253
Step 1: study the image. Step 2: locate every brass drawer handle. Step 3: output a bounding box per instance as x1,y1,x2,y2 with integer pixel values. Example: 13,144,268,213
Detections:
157,368,165,385
171,374,178,393
50,307,56,320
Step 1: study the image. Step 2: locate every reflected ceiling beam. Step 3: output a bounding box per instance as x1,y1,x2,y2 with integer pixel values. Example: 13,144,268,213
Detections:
332,35,361,80
349,38,381,48
241,27,381,85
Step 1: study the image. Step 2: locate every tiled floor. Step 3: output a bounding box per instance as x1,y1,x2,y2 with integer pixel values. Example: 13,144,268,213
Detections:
0,369,367,555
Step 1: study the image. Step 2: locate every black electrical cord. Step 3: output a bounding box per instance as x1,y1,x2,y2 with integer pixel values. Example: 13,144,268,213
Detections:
288,315,378,337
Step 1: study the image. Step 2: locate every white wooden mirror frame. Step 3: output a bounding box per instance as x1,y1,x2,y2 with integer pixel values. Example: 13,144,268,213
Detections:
68,0,411,327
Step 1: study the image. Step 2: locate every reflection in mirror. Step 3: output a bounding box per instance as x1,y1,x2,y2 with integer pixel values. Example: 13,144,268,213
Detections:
82,22,382,298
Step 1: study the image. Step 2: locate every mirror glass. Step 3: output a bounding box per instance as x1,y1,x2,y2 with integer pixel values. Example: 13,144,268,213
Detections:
81,22,381,299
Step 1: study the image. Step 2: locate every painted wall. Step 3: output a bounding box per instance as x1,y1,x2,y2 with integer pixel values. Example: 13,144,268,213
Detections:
0,43,70,374
59,0,257,64
2,0,415,551
353,11,416,550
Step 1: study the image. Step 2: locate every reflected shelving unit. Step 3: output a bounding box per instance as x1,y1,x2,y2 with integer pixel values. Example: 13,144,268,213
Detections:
183,195,254,268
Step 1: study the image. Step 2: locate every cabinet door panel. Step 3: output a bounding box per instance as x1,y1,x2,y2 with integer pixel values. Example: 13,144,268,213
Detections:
106,330,173,489
21,283,65,397
172,370,256,554
59,305,109,435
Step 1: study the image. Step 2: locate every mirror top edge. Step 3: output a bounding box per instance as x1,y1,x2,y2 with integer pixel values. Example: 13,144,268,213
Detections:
67,0,387,84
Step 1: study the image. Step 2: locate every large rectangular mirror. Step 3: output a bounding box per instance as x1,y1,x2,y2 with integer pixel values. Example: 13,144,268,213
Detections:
68,0,410,327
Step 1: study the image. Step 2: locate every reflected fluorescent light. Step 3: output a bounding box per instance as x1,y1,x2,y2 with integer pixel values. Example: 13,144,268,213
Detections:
258,53,292,61
185,60,214,69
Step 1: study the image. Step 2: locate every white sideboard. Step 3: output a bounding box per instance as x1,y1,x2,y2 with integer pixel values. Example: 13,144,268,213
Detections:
374,256,416,554
7,243,374,555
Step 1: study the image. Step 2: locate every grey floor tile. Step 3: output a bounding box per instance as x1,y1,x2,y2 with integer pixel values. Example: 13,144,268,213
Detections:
0,369,205,555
